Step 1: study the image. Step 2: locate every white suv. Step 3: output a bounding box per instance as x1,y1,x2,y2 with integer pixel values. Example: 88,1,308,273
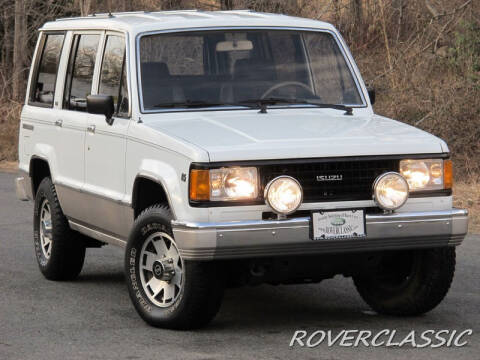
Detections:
16,10,468,329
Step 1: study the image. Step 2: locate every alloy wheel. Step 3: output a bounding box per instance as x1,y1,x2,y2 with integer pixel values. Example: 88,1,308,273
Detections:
39,198,53,259
139,232,184,307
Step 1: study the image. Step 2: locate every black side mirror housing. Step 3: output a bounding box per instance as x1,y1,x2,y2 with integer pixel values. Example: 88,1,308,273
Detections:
367,87,376,105
87,95,115,125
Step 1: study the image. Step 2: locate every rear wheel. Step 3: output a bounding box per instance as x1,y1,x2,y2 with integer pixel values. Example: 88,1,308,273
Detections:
125,204,224,329
353,247,456,315
33,177,85,280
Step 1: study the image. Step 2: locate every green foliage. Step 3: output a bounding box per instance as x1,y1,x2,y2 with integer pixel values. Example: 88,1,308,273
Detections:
449,21,480,84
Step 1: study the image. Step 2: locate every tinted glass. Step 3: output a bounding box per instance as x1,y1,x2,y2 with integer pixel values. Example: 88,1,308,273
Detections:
119,58,129,116
31,34,64,106
99,35,128,116
139,30,363,110
64,34,100,111
304,33,362,105
140,35,204,75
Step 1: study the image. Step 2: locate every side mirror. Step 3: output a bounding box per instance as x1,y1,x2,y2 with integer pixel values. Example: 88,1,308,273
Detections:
367,87,376,105
87,95,115,125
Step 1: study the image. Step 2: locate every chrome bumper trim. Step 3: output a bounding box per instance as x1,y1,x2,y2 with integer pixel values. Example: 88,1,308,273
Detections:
171,209,468,260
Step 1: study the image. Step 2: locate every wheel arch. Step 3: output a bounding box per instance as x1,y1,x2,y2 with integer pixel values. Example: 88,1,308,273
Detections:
29,156,52,196
131,175,176,219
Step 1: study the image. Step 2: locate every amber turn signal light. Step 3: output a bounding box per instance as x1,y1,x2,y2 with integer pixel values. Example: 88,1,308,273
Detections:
444,159,453,189
190,169,210,201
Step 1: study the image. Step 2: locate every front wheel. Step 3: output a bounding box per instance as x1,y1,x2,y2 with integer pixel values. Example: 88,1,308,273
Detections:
353,247,456,316
125,205,224,329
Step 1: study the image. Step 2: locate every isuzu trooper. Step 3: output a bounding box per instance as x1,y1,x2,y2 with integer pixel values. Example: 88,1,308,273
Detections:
16,10,468,329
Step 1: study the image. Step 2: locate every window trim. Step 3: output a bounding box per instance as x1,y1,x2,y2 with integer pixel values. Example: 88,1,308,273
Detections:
96,32,130,119
28,31,66,108
135,26,368,114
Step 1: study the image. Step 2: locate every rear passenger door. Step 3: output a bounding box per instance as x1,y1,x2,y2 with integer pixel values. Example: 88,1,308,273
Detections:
21,32,65,169
83,32,131,237
54,31,102,222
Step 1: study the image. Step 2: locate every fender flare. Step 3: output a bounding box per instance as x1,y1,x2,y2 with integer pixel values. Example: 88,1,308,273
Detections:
131,173,177,219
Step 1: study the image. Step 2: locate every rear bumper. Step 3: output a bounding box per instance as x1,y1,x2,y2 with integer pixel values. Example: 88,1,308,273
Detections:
171,208,469,260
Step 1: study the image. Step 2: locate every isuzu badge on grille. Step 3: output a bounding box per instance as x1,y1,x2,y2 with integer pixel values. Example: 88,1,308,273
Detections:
316,175,343,181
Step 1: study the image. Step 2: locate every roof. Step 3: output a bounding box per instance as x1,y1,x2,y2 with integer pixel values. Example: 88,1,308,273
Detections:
40,10,335,34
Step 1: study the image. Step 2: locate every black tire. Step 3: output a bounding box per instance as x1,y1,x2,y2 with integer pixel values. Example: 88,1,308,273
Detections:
33,177,85,280
125,204,224,330
353,247,456,316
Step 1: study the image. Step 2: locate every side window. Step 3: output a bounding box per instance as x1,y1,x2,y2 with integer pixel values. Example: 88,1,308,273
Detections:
30,33,64,106
63,34,100,111
99,35,129,117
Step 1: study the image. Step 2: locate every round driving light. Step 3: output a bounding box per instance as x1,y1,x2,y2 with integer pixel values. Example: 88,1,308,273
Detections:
265,176,303,215
373,172,409,211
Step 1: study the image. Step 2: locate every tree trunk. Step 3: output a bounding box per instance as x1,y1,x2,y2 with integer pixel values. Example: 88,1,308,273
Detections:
121,0,133,11
220,0,233,10
78,0,92,16
395,0,405,42
351,0,363,36
13,0,27,101
2,8,11,70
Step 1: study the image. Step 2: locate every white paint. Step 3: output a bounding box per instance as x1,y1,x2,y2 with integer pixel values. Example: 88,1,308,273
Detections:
18,11,451,237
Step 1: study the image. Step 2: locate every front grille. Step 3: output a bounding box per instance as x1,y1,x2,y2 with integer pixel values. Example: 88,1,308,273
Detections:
260,158,400,203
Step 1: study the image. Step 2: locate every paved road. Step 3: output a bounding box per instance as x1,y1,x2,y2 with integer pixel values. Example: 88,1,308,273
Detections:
0,171,478,360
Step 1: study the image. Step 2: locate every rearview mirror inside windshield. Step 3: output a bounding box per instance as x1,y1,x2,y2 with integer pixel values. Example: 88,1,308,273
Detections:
216,40,253,52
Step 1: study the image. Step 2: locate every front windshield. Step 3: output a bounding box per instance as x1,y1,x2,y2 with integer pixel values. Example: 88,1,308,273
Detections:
139,30,363,110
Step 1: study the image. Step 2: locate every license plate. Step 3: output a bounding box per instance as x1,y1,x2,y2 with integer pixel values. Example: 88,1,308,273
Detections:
311,210,366,240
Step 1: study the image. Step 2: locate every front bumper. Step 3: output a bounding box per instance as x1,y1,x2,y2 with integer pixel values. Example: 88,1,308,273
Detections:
172,209,468,260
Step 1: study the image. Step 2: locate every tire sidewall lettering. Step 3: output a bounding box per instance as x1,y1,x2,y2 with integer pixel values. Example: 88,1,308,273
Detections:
33,190,49,267
128,220,184,317
129,246,152,313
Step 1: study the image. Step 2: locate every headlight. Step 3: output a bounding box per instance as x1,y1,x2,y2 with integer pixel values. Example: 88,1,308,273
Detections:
210,167,258,200
265,176,303,215
373,172,409,211
190,167,258,201
400,159,451,191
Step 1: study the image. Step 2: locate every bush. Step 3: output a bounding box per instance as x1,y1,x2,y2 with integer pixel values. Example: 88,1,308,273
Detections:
0,101,21,162
449,21,480,85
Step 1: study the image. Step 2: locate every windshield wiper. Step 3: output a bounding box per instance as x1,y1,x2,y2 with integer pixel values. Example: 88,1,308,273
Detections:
237,97,353,115
151,98,353,115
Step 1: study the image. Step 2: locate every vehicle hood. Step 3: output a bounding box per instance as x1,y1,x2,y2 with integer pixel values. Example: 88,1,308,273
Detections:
144,109,446,162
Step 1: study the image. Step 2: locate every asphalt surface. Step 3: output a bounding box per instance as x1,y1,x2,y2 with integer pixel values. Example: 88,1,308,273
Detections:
0,171,479,360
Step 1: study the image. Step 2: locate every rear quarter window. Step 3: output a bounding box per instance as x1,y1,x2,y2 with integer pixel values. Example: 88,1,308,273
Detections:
29,33,65,107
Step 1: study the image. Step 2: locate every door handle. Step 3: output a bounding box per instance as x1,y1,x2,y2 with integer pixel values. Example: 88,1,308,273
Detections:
87,125,96,133
55,119,63,127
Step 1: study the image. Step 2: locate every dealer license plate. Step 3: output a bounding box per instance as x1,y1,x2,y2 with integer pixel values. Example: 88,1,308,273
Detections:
311,210,366,240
